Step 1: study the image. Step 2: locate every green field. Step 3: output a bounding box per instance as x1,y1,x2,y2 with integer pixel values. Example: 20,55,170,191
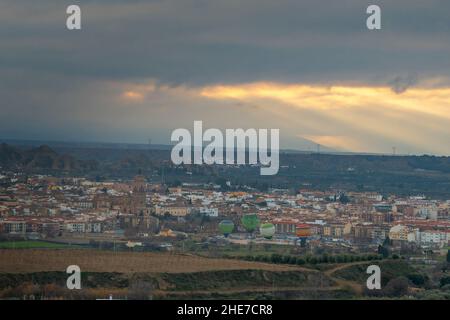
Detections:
0,241,78,249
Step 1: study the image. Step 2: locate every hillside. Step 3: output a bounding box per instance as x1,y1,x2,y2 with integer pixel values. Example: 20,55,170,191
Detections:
2,141,450,197
0,143,97,172
0,249,446,300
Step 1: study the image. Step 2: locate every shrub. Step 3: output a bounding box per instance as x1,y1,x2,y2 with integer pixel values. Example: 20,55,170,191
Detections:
253,255,263,262
288,256,297,264
440,276,450,288
383,277,409,297
407,273,427,286
270,254,282,264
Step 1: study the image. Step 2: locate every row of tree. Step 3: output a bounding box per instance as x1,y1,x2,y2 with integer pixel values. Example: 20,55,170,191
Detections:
238,253,383,265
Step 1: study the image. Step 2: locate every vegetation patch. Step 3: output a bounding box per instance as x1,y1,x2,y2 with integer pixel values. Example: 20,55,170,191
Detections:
160,269,333,291
333,260,417,286
0,241,80,249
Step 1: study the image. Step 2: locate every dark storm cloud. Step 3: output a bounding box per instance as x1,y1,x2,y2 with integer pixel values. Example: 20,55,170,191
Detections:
388,74,418,94
1,0,450,86
1,0,450,153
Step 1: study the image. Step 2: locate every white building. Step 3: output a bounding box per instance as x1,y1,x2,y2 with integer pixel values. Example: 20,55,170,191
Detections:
415,206,438,220
419,230,449,246
86,222,102,233
199,207,219,217
65,222,86,233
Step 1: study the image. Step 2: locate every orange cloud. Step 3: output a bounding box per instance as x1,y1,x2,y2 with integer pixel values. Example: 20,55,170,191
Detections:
199,82,450,154
201,82,450,117
300,135,364,152
122,91,144,101
112,80,450,154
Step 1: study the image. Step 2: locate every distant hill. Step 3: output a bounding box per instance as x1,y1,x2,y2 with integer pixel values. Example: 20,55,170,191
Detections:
2,140,450,198
0,143,97,171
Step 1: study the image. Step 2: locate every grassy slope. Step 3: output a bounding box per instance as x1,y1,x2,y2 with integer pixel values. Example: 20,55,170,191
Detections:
0,241,78,249
332,260,417,286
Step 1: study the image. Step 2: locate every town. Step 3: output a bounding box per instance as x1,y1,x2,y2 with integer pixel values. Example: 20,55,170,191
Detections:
1,170,448,263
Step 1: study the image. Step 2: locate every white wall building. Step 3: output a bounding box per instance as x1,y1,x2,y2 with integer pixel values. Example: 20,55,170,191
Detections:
199,207,219,217
419,230,449,246
65,222,86,233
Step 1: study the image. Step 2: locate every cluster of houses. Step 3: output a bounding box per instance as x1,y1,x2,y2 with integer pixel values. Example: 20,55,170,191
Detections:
0,174,449,249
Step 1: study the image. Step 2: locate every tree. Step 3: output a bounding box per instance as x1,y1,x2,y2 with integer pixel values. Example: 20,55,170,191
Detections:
300,238,306,247
281,255,291,264
339,194,350,204
383,277,409,297
407,273,427,286
288,256,297,265
440,276,450,288
215,177,228,190
270,253,282,264
378,244,390,258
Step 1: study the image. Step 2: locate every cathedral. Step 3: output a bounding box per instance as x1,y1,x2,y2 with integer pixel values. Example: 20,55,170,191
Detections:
130,175,149,216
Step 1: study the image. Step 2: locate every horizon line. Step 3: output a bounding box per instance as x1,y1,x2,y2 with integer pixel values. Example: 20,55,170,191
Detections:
1,137,447,158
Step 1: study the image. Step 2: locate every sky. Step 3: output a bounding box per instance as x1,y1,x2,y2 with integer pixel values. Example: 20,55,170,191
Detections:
1,0,450,155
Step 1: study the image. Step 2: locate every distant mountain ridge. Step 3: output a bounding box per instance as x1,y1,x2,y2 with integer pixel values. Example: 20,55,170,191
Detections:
0,143,97,171
1,141,450,198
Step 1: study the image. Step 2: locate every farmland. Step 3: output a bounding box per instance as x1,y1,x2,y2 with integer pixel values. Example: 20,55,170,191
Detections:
0,249,447,299
0,249,304,274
